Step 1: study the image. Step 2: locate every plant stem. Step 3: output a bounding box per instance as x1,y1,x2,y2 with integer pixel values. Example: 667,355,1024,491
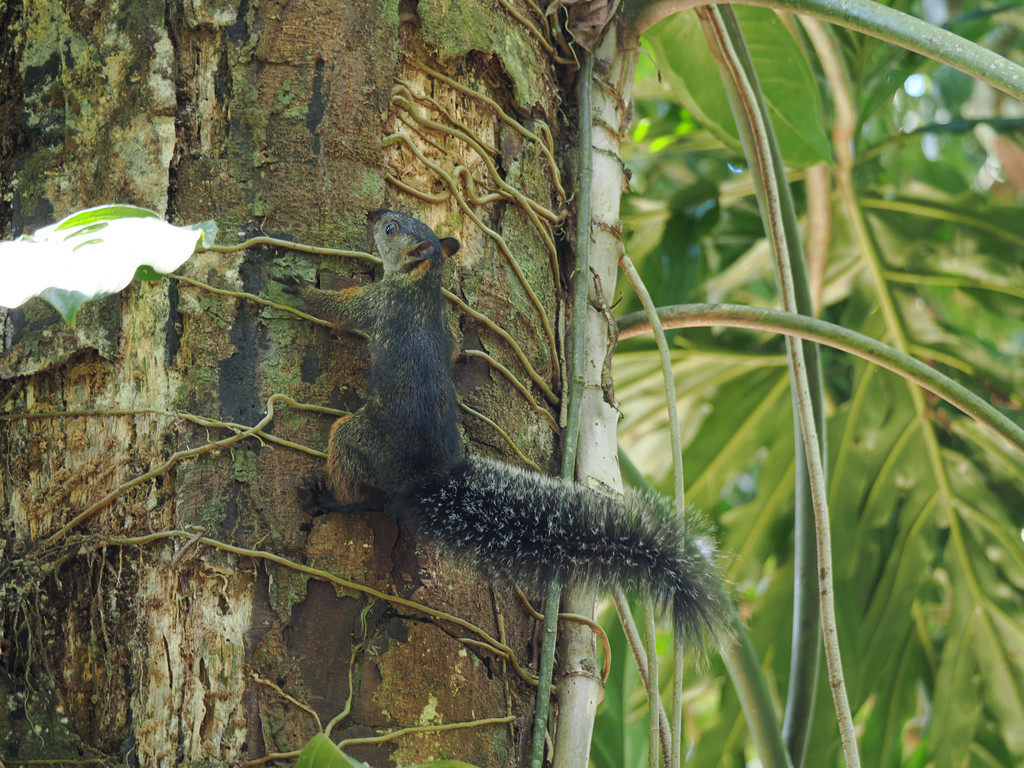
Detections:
696,7,828,763
538,50,596,768
643,603,662,768
611,584,674,768
619,256,685,508
616,304,1024,457
619,252,687,768
721,625,795,768
531,577,563,768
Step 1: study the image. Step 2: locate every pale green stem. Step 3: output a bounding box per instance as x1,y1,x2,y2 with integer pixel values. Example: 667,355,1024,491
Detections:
671,643,684,768
617,304,1024,456
695,7,828,764
618,202,692,768
721,628,795,768
531,576,563,768
619,253,687,768
619,255,685,507
643,603,661,768
611,585,674,768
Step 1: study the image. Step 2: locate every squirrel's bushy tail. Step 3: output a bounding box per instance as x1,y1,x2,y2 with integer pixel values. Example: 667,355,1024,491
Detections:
391,456,733,649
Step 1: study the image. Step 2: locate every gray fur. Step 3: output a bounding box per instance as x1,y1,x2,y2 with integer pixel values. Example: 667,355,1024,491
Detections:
392,456,734,651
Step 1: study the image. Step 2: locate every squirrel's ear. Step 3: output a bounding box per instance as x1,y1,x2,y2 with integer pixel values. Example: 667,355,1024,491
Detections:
440,237,460,257
402,241,438,270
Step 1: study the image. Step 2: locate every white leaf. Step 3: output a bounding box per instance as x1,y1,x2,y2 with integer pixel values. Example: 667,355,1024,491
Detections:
0,205,207,311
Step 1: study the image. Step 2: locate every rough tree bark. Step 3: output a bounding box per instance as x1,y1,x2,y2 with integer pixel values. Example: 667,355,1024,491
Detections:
0,1,578,765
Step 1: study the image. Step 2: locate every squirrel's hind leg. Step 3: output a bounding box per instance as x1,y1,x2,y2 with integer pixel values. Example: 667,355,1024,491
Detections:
292,413,387,515
326,412,385,503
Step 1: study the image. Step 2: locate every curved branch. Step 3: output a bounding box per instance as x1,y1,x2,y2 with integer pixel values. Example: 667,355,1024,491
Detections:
617,304,1024,455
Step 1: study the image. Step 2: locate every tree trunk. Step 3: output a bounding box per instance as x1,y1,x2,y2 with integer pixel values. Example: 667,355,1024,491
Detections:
1,1,572,765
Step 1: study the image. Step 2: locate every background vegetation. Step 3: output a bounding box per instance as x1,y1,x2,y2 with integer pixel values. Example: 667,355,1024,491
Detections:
598,2,1024,767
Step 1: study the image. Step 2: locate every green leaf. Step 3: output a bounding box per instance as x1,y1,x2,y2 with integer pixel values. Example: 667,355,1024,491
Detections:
0,204,206,326
37,288,92,329
644,7,832,169
929,610,980,768
616,346,790,514
617,7,1024,762
293,733,486,768
296,734,365,768
134,265,164,283
857,604,929,768
54,203,160,229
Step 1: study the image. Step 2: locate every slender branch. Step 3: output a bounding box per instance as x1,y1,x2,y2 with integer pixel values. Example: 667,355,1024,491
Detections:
323,603,371,738
617,303,1024,456
203,237,376,262
172,274,339,330
443,288,559,406
458,402,543,472
251,673,322,731
242,749,301,766
696,7,828,764
337,715,515,749
783,323,856,768
41,393,291,545
406,61,567,202
463,349,560,432
619,253,687,768
531,576,563,768
642,603,661,768
618,257,684,507
670,638,684,768
611,585,674,768
557,612,614,683
622,0,1024,102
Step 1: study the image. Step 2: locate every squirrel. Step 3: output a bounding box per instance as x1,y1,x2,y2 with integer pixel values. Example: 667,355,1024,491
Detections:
278,209,733,648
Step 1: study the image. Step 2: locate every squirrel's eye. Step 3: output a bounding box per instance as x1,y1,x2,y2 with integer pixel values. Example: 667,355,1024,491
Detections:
385,223,397,236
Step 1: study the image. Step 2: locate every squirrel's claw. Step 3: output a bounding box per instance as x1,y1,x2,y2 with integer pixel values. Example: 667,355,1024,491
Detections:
271,273,307,295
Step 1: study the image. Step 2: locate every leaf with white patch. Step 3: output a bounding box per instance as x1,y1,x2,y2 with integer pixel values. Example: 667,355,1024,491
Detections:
0,204,216,326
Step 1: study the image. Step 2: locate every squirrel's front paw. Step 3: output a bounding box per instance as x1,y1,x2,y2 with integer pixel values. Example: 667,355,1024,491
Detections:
271,273,307,295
